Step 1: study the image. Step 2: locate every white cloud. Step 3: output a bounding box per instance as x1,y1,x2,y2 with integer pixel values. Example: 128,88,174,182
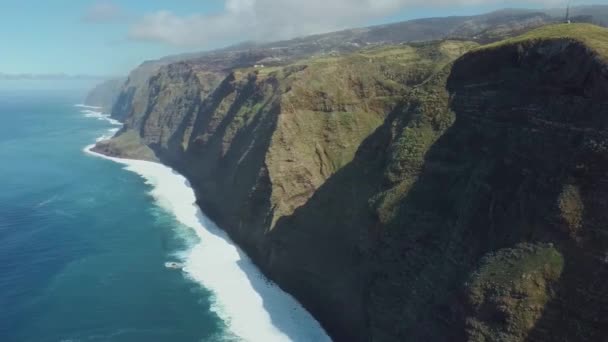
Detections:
128,0,565,46
83,1,123,23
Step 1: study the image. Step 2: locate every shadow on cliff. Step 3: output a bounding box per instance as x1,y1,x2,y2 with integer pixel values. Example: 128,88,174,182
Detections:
186,165,334,342
262,41,608,341
262,94,519,341
523,138,608,341
169,74,326,340
261,102,410,342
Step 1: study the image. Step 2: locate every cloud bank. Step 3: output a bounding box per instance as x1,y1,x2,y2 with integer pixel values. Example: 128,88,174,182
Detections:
129,0,566,46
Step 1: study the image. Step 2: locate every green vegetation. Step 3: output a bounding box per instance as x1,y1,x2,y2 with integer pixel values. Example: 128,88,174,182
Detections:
467,244,564,342
468,244,564,297
479,23,608,60
363,26,608,341
558,184,584,237
264,40,476,226
92,129,158,161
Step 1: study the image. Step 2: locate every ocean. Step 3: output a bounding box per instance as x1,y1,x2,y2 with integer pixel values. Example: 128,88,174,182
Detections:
0,82,329,342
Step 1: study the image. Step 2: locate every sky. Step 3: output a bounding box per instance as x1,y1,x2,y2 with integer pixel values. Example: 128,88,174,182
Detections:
0,0,603,76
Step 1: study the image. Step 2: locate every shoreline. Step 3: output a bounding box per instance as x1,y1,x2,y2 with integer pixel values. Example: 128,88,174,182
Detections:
80,107,331,342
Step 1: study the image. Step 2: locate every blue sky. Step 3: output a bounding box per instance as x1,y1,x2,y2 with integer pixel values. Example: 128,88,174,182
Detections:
0,1,219,75
0,0,603,76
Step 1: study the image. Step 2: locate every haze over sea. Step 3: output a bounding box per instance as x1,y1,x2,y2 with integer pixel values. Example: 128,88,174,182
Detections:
0,82,329,342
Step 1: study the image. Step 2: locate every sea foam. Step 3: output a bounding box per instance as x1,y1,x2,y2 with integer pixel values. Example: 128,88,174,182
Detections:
78,107,122,126
82,110,331,342
75,104,102,109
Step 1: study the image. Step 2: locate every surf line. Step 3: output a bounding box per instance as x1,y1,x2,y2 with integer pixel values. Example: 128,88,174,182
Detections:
81,108,331,342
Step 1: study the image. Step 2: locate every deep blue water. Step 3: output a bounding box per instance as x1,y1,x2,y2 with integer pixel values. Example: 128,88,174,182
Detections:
0,83,226,341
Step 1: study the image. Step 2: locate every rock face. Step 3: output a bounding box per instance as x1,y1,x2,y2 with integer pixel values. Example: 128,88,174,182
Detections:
97,23,608,342
84,78,124,112
111,61,166,122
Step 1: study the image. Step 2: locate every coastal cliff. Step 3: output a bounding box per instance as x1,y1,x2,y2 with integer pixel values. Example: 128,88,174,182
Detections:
93,23,608,341
84,78,124,113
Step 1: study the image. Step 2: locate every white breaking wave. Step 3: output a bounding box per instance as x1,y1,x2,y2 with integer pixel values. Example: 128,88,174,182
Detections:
80,108,122,126
75,104,103,110
83,121,331,341
95,128,120,143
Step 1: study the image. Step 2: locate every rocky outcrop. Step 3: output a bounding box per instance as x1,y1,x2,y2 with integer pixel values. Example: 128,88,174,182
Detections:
91,130,157,161
96,24,608,342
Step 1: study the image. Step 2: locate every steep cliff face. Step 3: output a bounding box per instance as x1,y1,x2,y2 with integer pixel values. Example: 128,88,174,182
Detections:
111,61,166,123
96,40,477,340
84,78,124,112
97,24,608,342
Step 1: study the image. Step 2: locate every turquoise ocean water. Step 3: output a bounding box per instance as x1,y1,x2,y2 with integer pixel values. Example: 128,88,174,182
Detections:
0,82,228,341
